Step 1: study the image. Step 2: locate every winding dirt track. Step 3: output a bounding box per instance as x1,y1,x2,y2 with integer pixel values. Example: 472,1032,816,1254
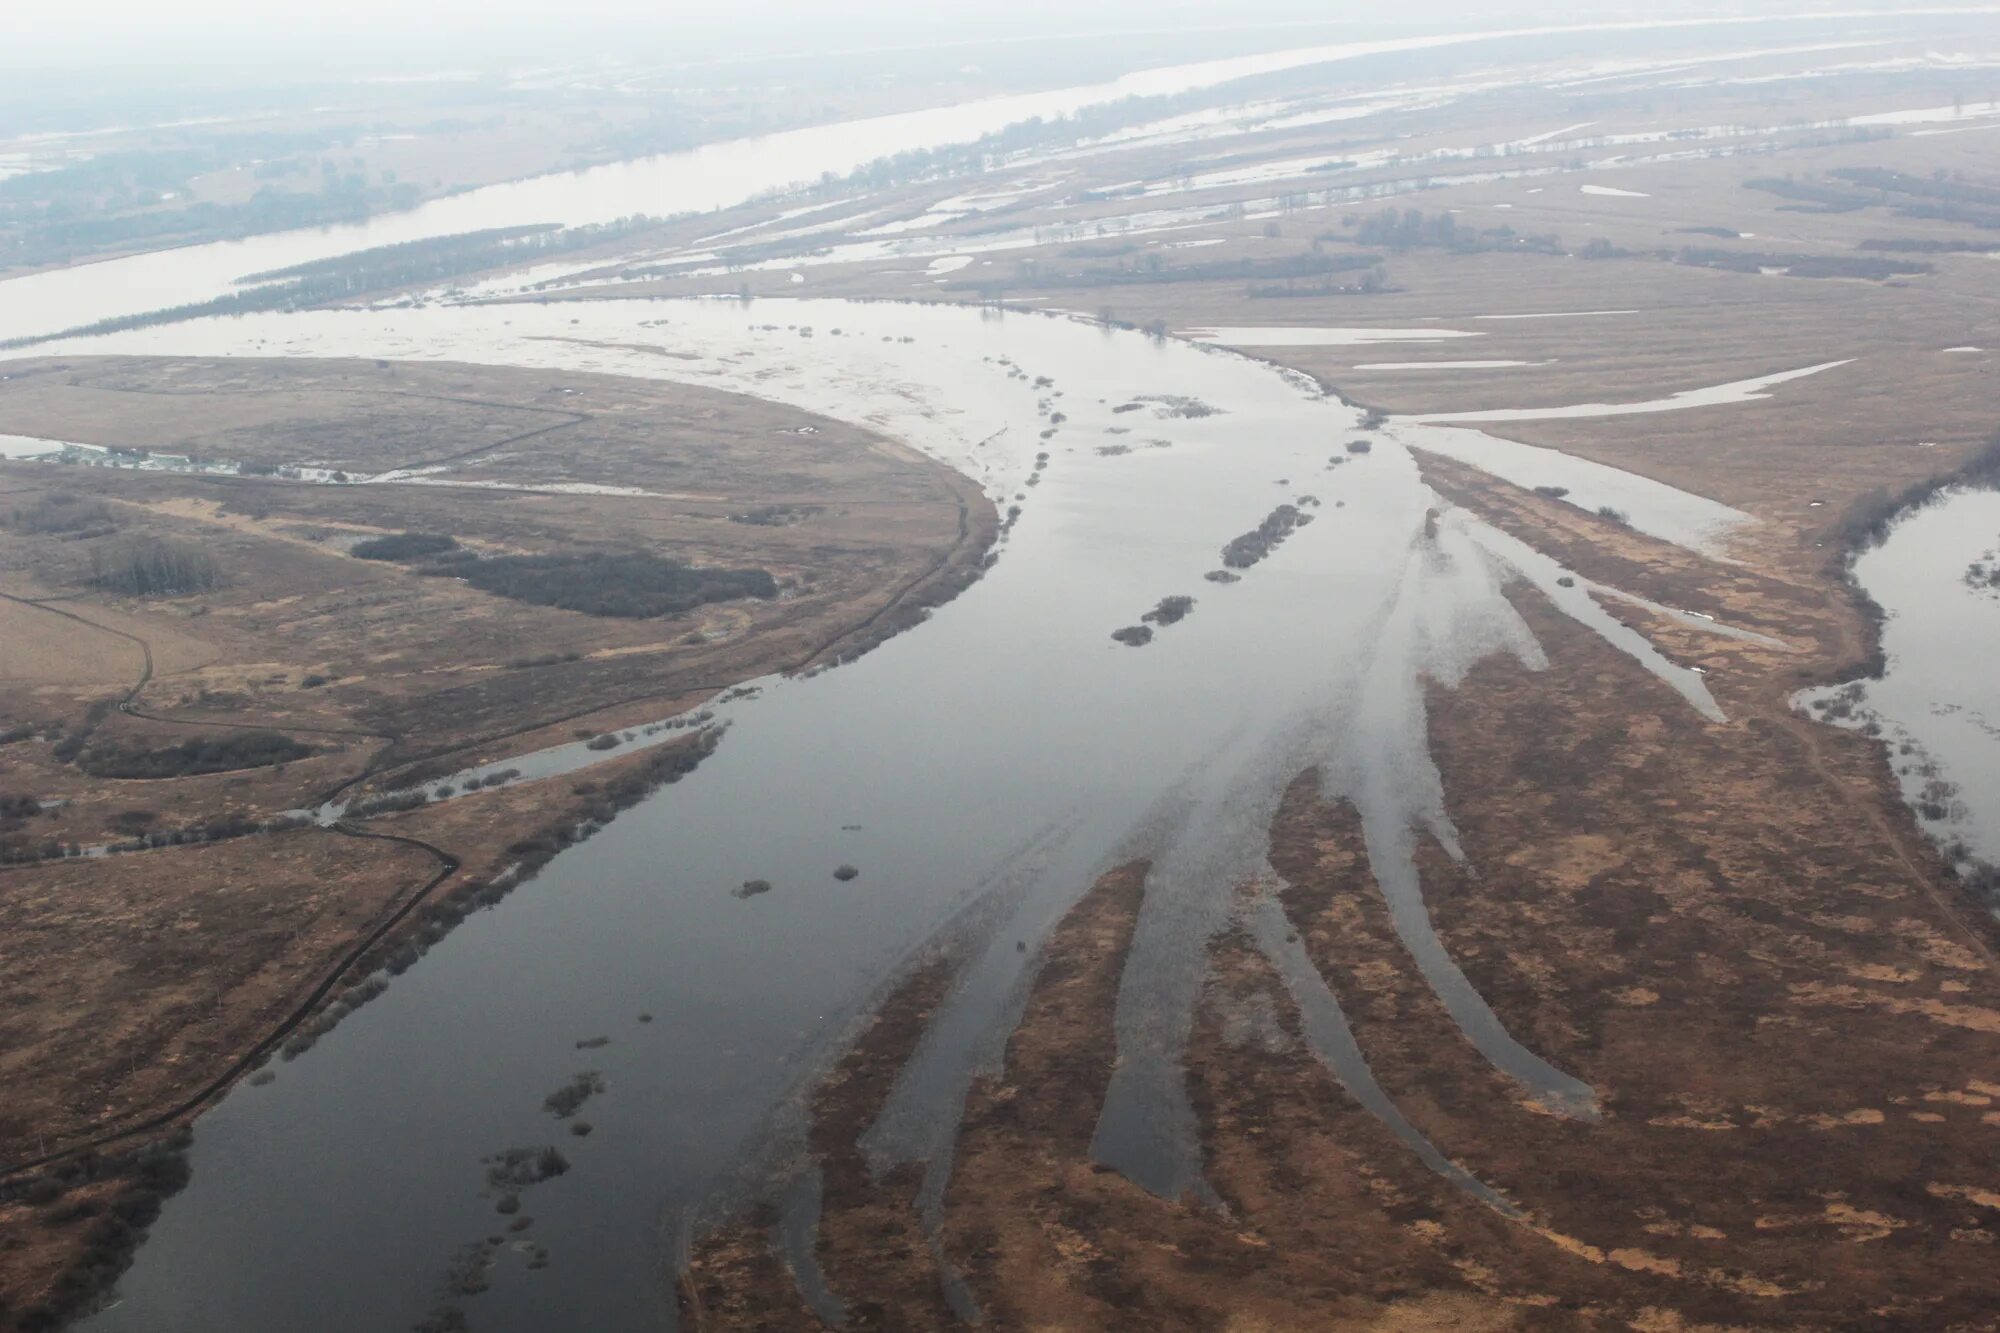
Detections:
0,824,459,1182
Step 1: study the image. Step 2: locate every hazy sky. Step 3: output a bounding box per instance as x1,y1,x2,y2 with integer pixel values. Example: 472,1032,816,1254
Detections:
5,0,1504,75
4,1,1707,52
19,0,1326,40
9,0,1986,70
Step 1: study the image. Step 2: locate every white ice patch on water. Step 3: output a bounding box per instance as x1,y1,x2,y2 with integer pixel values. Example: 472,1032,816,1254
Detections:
1412,360,1849,423
1850,98,2000,126
1580,183,1651,197
1184,325,1483,346
1354,360,1540,370
1394,422,1752,557
0,432,76,459
1474,310,1637,320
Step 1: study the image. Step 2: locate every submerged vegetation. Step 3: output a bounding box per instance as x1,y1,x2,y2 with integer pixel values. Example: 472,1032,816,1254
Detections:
543,1071,605,1120
1221,504,1312,569
1346,206,1562,256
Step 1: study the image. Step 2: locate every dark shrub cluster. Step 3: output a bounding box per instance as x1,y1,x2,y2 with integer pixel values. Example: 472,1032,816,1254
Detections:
430,551,776,618
1221,504,1312,569
486,1145,571,1189
77,729,312,779
728,504,822,526
1675,247,1929,280
351,531,458,561
1350,206,1562,256
347,789,430,818
543,1071,605,1119
91,537,218,596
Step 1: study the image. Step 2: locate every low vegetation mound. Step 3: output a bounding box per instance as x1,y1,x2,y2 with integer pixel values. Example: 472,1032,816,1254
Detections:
543,1071,605,1119
1221,504,1312,570
77,729,313,779
352,531,459,561
430,551,777,618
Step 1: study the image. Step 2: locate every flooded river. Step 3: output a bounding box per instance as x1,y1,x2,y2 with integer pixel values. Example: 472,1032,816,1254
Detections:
47,297,1752,1331
9,14,1967,1325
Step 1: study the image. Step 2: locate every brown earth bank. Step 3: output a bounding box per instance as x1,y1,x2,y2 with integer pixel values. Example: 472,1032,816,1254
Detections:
0,356,990,1329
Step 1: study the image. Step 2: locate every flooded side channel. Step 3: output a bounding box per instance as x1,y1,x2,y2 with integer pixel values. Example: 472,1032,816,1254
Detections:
55,299,1738,1332
1801,488,2000,903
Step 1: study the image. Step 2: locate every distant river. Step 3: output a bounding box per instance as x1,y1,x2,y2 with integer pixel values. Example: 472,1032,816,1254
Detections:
0,9,1969,346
